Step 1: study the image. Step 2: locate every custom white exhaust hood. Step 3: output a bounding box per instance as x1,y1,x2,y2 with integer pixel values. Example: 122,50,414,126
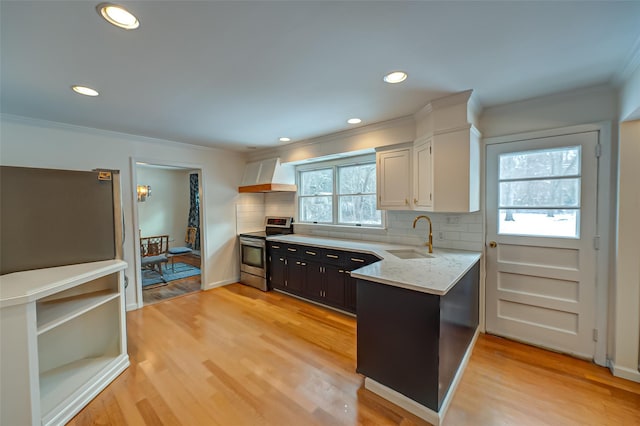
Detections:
238,158,297,193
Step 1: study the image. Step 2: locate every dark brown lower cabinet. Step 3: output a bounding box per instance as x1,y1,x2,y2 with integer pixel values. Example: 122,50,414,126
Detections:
356,261,479,412
267,241,380,313
323,265,347,307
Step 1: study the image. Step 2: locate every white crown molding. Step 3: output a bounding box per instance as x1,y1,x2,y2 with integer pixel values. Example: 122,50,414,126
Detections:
430,89,473,110
250,115,416,160
613,33,640,86
0,113,232,154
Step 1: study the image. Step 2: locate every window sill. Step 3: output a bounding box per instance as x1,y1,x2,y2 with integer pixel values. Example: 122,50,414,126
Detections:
294,223,387,235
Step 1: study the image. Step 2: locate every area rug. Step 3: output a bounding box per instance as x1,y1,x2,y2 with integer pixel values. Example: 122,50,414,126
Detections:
142,262,201,288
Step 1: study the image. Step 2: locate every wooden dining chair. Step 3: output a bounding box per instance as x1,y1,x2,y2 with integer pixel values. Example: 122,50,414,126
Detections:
168,226,197,271
140,235,170,282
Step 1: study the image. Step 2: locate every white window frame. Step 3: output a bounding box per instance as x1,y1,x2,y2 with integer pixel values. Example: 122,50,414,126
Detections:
296,154,384,228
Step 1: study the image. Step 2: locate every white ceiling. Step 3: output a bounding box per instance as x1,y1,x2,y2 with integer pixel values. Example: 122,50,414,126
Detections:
2,1,639,151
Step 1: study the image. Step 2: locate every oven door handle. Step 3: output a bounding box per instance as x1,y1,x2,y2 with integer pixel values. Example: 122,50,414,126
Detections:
239,238,265,248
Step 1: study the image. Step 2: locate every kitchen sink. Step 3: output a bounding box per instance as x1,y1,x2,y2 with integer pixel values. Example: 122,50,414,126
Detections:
386,249,434,259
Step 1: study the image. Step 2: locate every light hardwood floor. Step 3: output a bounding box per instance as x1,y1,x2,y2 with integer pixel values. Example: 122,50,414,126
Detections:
142,254,201,305
69,284,640,425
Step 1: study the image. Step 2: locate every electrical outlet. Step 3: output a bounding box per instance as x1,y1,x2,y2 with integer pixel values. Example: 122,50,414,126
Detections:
446,216,460,225
438,231,445,240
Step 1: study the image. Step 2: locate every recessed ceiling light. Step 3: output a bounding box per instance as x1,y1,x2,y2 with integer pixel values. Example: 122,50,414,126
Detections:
347,118,362,124
383,71,408,84
279,137,291,142
71,85,99,97
97,3,140,30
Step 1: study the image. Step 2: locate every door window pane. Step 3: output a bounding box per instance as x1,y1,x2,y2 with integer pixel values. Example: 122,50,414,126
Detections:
498,209,579,238
499,146,580,180
499,178,580,208
498,146,581,238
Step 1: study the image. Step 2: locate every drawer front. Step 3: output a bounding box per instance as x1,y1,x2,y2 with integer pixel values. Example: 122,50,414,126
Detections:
301,247,324,260
267,241,287,254
346,253,380,269
323,249,346,265
284,244,302,256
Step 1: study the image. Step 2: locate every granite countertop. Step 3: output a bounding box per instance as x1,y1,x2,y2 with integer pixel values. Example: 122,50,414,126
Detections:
266,234,481,296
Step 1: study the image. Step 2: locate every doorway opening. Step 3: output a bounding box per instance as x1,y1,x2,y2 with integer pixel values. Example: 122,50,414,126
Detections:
133,160,204,306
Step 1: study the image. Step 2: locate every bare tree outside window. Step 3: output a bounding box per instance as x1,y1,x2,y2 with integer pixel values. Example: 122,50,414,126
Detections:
297,156,382,227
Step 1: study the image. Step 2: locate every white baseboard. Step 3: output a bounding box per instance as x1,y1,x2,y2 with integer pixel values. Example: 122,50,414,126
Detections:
365,377,440,425
363,327,480,425
612,364,640,383
203,278,238,290
126,302,139,311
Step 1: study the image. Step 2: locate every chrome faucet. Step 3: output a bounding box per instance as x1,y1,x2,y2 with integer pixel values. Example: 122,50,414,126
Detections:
412,215,433,253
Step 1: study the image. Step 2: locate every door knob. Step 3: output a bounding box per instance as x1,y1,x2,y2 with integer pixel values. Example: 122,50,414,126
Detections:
489,241,497,248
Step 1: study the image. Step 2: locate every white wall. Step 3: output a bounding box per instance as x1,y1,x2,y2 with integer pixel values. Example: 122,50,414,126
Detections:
479,84,618,138
136,167,190,247
614,120,640,381
620,65,640,121
0,115,246,310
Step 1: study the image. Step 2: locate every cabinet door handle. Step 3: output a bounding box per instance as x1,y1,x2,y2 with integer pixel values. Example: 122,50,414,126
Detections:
326,254,339,259
287,248,297,252
405,198,409,205
351,258,365,263
271,245,280,249
305,251,316,255
414,198,418,204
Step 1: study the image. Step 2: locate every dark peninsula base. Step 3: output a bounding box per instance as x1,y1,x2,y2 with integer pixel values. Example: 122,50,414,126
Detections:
356,261,479,424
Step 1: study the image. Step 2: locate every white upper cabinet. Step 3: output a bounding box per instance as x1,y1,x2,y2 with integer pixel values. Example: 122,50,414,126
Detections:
376,90,481,213
376,145,412,209
429,126,480,212
413,137,433,209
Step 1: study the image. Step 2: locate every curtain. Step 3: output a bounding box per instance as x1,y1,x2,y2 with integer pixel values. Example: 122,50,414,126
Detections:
188,173,201,250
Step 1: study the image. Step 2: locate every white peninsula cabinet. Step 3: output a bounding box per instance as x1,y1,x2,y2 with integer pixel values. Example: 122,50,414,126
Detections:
0,260,129,426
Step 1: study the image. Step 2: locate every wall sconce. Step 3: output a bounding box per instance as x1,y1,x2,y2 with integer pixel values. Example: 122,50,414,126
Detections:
137,185,151,202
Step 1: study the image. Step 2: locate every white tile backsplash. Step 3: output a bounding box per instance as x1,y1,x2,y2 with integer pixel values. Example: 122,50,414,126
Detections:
236,193,265,234
237,194,486,251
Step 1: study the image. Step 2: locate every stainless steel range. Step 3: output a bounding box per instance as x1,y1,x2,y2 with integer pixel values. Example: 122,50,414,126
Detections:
239,216,293,291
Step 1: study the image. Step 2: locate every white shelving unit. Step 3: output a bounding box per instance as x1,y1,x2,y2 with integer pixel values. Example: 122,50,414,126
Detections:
0,260,129,426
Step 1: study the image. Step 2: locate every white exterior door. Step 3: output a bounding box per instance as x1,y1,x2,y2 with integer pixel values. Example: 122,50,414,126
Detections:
486,131,599,359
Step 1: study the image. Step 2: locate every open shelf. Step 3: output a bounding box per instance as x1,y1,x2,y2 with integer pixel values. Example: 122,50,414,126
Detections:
37,290,119,335
39,355,117,417
1,261,128,426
